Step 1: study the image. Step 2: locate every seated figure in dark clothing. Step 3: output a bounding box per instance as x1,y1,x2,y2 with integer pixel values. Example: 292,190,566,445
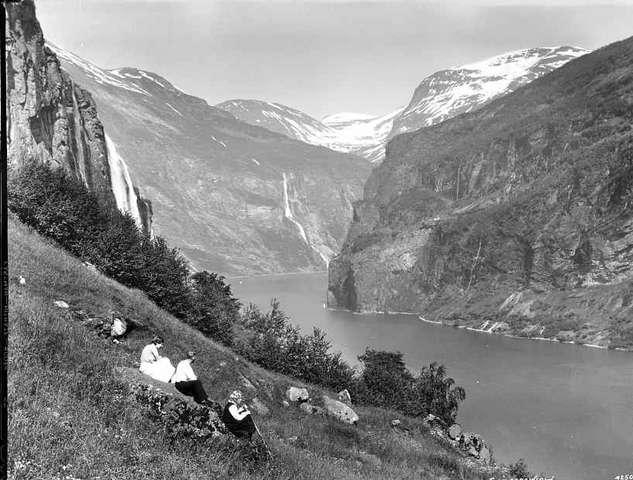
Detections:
171,351,211,405
222,390,256,441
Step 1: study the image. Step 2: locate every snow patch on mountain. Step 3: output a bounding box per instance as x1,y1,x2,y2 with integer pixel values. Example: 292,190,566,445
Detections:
390,46,588,137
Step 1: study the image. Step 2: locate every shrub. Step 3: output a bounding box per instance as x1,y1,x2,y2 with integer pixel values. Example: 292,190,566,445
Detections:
235,300,355,391
186,271,241,346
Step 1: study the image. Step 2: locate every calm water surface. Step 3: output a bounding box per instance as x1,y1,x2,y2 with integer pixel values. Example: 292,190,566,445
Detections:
231,272,633,480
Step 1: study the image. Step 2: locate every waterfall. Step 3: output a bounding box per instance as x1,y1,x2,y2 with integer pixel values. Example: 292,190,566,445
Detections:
282,172,308,243
282,172,332,266
105,134,143,227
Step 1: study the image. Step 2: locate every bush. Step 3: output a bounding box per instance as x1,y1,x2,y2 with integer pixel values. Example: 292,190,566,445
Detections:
235,300,355,391
8,162,192,319
186,271,241,346
351,351,466,425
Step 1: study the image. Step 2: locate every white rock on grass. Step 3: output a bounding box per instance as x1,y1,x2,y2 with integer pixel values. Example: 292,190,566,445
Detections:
53,300,70,309
322,395,359,424
286,386,309,403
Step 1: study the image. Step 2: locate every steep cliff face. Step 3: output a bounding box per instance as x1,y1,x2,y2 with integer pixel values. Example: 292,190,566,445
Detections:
5,0,151,232
329,36,633,348
50,45,369,275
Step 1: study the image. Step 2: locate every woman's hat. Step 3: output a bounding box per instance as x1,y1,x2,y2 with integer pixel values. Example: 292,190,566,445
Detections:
229,390,243,403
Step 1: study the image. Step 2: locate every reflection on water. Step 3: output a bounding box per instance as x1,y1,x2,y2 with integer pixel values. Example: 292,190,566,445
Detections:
232,272,633,480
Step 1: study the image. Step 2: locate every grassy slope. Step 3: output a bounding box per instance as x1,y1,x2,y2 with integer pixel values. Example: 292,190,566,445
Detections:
8,217,500,480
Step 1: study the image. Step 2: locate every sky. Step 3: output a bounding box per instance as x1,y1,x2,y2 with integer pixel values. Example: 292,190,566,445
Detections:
36,0,633,118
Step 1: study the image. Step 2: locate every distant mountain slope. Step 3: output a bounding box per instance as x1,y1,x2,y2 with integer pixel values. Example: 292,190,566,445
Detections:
49,44,371,275
218,47,585,164
217,99,402,163
390,46,588,138
328,36,633,348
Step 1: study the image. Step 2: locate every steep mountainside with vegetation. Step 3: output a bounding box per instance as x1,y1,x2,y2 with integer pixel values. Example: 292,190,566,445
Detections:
329,36,633,349
5,0,152,233
7,216,520,480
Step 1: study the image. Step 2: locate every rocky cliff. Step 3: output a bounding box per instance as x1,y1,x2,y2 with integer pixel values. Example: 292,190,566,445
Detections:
50,45,370,275
329,36,633,349
5,0,152,232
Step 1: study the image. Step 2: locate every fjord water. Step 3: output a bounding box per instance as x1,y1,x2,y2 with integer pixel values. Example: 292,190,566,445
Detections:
232,272,633,480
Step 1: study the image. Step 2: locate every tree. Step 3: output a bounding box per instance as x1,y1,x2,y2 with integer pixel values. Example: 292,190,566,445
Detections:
186,271,241,345
354,349,413,410
408,362,466,424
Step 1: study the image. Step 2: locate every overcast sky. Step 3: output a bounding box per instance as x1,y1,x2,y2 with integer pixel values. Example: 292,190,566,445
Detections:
37,0,633,118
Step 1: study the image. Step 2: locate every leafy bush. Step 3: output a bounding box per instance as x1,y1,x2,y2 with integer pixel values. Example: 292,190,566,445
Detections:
351,350,466,425
235,300,355,391
186,271,241,346
8,162,192,318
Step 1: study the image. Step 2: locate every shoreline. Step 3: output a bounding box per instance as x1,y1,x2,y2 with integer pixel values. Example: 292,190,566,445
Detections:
329,306,631,353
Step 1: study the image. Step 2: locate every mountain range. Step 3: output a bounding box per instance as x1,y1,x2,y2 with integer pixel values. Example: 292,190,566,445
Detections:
219,46,587,163
328,35,633,348
48,44,370,275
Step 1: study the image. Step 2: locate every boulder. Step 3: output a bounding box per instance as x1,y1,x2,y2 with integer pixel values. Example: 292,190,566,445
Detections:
282,400,290,407
322,395,359,424
356,451,381,467
111,318,127,337
53,300,70,309
18,276,26,285
250,397,270,416
337,389,352,405
448,423,463,440
286,386,309,403
390,419,401,427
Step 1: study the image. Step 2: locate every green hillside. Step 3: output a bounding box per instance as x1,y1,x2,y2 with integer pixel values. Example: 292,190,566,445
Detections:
7,217,507,480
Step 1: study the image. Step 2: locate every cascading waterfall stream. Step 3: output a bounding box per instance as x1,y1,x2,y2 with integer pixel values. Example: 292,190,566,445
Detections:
282,172,331,266
105,134,143,228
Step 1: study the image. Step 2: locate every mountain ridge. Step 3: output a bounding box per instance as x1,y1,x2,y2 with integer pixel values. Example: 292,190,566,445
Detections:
327,35,633,349
48,43,371,275
218,46,587,163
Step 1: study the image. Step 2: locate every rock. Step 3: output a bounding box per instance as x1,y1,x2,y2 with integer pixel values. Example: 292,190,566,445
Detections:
250,397,270,416
282,400,290,407
53,300,70,309
391,419,401,427
18,276,26,285
448,423,463,440
337,389,352,405
83,262,98,272
322,395,359,425
111,318,127,337
299,403,325,415
356,451,381,467
286,386,309,403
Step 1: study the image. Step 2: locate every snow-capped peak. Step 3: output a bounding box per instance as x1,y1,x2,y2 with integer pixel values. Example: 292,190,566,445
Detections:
390,45,588,138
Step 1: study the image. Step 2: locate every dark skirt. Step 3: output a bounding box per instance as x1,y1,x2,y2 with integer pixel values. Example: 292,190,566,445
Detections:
222,404,256,440
175,380,208,404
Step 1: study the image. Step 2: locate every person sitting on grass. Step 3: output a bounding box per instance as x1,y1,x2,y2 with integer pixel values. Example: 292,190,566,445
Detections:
222,390,256,441
139,335,175,383
171,351,212,405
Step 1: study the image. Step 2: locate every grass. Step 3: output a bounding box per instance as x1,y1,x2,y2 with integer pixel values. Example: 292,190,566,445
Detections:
8,216,504,480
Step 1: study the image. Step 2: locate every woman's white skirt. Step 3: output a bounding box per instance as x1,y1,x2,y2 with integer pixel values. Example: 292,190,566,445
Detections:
139,357,175,383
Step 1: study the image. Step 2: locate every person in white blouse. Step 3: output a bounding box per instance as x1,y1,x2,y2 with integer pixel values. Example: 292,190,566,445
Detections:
139,336,175,383
171,351,211,405
221,390,256,441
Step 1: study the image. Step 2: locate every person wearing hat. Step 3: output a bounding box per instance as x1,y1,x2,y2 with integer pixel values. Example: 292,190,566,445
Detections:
139,335,175,383
171,351,211,405
222,390,256,441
